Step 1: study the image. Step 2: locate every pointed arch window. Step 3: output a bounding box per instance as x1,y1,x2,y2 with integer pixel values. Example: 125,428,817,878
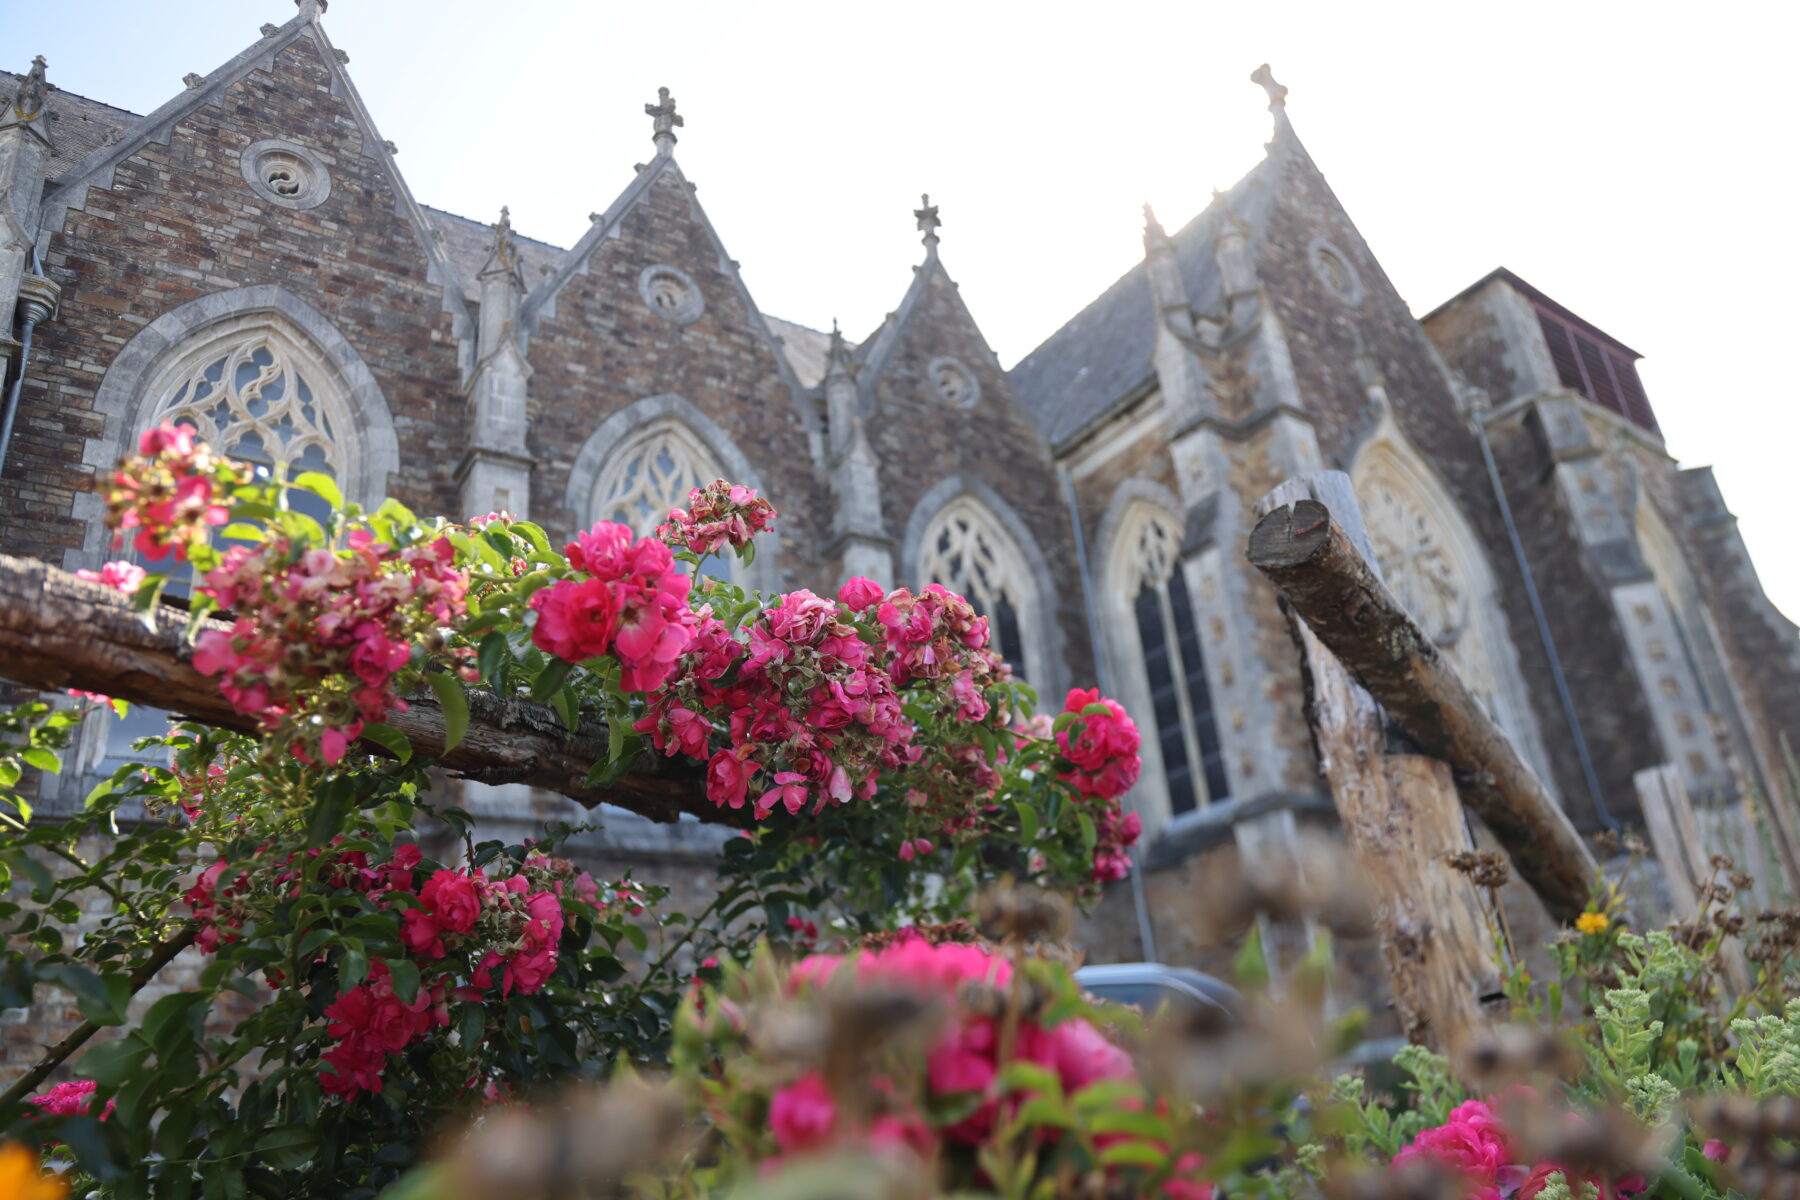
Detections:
1115,507,1228,815
918,497,1044,680
85,320,358,783
591,420,722,537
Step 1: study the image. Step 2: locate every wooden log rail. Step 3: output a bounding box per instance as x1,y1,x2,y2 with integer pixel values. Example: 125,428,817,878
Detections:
0,553,722,825
1248,499,1600,923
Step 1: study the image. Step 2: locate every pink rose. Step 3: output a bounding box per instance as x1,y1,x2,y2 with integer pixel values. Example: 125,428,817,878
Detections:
837,577,885,612
770,1071,838,1153
529,577,620,663
706,748,758,810
419,869,483,935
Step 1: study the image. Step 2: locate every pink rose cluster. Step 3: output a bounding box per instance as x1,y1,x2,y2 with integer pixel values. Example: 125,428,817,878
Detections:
1392,1095,1647,1200
28,1079,113,1120
636,584,914,819
699,937,1208,1196
186,841,601,1100
193,530,472,765
68,560,149,706
530,521,698,692
1055,687,1142,801
104,422,245,562
655,478,776,557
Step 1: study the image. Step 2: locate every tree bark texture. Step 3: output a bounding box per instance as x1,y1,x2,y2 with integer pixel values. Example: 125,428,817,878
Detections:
0,554,722,825
1247,499,1599,922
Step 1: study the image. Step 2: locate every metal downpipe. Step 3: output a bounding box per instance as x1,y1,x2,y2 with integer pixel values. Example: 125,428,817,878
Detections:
1472,406,1617,829
1060,464,1159,962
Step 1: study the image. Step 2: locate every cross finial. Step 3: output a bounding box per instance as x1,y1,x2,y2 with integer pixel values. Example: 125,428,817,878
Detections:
914,193,941,250
479,205,521,285
646,86,683,153
295,0,329,17
1250,63,1286,112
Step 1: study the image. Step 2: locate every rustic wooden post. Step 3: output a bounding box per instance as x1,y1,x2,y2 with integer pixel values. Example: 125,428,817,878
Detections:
1247,494,1600,923
1255,474,1501,1049
1635,764,1751,991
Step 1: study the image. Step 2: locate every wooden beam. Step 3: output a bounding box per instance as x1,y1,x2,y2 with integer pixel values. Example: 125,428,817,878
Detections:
1258,474,1500,1049
0,554,722,825
1247,498,1599,922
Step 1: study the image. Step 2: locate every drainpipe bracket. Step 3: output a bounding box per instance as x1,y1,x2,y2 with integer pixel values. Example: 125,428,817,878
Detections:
15,274,60,329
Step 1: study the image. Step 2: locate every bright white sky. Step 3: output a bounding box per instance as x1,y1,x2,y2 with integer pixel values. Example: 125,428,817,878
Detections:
11,1,1800,618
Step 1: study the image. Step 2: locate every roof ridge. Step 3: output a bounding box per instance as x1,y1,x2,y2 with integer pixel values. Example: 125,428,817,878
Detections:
0,70,145,121
420,203,567,255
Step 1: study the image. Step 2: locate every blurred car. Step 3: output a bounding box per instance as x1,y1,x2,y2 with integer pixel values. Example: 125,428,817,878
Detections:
1074,962,1241,1024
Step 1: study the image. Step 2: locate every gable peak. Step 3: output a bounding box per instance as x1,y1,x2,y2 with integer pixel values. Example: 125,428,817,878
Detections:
295,0,329,19
1250,63,1297,146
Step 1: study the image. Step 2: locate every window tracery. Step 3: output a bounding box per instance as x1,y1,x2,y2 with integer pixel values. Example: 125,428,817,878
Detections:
919,498,1031,673
591,421,722,536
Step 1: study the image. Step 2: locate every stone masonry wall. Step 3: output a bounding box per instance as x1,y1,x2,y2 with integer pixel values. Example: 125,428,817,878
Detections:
0,32,466,564
864,265,1095,689
1256,140,1638,828
520,166,830,589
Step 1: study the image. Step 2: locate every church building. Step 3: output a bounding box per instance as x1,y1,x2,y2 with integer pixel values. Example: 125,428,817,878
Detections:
4,0,1797,967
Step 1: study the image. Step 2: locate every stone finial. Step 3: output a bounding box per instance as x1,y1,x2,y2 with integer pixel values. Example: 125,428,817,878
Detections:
382,139,397,155
825,318,854,378
1142,201,1168,242
10,56,48,123
1250,63,1286,111
334,49,350,64
479,205,522,287
183,73,205,90
295,0,329,16
260,23,280,38
914,193,941,250
645,86,683,153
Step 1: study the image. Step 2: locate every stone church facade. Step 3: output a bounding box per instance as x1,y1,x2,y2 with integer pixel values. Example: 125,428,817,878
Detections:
4,2,1798,968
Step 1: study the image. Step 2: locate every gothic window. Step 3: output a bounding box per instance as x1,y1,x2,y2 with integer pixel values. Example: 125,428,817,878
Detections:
1352,436,1554,786
919,498,1035,676
1113,507,1228,815
591,421,721,537
149,335,342,482
90,321,355,779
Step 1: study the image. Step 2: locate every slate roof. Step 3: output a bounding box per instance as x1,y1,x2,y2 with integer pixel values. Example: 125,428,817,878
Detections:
1007,156,1277,447
0,71,142,179
423,206,567,300
764,316,840,389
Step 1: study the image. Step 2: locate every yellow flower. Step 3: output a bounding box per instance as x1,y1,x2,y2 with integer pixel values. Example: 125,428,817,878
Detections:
0,1142,66,1200
1576,911,1610,936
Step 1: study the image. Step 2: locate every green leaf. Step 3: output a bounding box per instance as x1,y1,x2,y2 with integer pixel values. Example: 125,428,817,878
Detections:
585,748,642,788
385,957,422,1005
620,922,649,953
997,1060,1062,1097
76,1036,150,1087
0,760,19,788
427,672,469,753
529,657,573,704
305,777,352,849
1016,801,1040,845
607,708,627,759
140,991,210,1060
20,746,61,774
36,962,125,1024
510,521,553,554
291,471,344,510
219,523,265,542
338,945,369,992
1077,810,1097,856
477,631,509,684
256,1125,320,1170
1097,1140,1168,1168
553,685,581,734
457,1002,485,1050
359,722,412,765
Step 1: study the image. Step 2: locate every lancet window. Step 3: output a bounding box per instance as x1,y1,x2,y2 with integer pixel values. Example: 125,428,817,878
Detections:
1113,506,1228,815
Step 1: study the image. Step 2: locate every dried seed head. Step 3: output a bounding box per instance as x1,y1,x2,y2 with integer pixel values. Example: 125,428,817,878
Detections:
976,881,1072,943
444,1077,687,1200
1457,1024,1578,1091
1444,849,1512,890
